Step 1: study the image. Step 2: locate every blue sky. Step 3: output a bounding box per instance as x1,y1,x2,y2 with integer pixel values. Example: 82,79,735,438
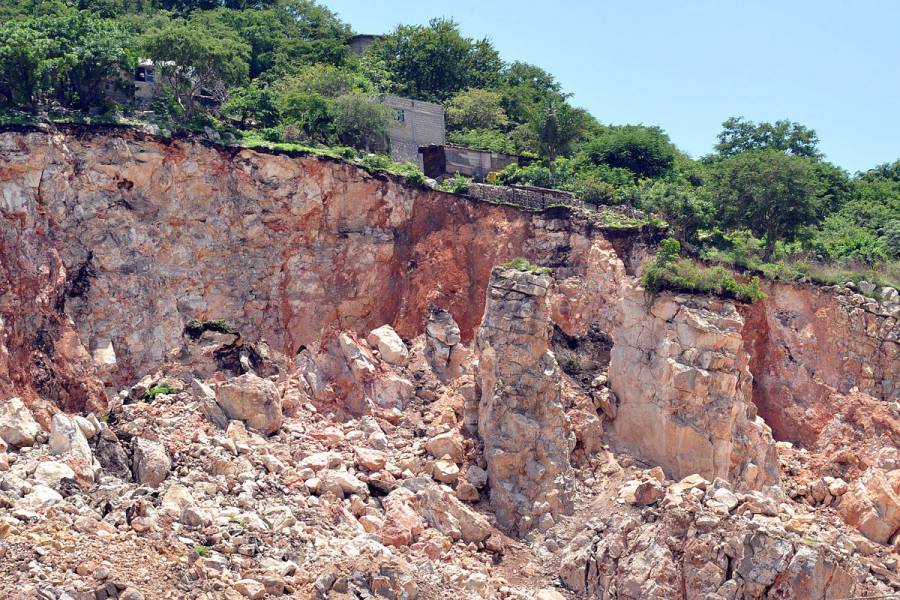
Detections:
325,0,899,173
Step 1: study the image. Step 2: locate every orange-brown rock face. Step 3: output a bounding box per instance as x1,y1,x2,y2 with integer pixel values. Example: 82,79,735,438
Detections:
608,287,780,490
739,281,899,495
0,128,564,410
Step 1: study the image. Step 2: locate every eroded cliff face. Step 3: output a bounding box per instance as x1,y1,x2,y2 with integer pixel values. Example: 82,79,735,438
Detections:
1,127,898,598
741,281,898,447
0,127,603,418
609,287,780,490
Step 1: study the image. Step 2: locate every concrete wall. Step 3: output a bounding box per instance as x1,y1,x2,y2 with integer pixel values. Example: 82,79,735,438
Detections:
380,95,445,167
349,35,380,55
421,146,522,181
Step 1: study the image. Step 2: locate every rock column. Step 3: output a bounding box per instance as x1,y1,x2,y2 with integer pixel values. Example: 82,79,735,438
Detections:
476,266,572,535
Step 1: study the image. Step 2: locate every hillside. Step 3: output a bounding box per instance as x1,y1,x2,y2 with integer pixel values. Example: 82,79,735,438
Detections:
1,0,898,290
0,127,897,599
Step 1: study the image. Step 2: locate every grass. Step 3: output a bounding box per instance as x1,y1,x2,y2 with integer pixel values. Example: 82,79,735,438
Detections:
643,257,766,303
503,257,551,274
194,545,210,557
145,383,175,400
597,208,668,231
703,248,899,294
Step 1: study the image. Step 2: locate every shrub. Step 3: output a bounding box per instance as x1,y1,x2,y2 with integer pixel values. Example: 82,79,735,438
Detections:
448,128,518,154
185,319,237,339
643,238,766,302
438,173,471,194
577,176,617,205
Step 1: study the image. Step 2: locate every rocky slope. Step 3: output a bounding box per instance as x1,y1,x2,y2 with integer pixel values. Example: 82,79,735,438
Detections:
0,126,897,599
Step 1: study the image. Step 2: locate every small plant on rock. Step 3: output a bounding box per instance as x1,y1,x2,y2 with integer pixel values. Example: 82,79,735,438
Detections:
145,383,174,400
503,257,551,274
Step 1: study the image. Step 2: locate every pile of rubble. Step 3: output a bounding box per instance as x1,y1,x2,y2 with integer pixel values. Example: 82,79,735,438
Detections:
0,268,897,599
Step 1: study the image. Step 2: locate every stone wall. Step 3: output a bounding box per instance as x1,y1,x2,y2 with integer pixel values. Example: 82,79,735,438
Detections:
467,183,583,211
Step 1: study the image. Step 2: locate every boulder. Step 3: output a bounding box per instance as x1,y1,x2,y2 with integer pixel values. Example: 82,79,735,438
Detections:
49,413,92,463
432,458,460,484
367,325,409,365
414,482,492,543
424,306,465,379
317,470,368,498
354,447,388,471
837,467,900,543
425,430,465,464
381,487,424,547
95,428,131,479
33,461,76,489
193,378,228,429
216,373,282,435
0,397,41,448
132,437,171,488
20,484,63,509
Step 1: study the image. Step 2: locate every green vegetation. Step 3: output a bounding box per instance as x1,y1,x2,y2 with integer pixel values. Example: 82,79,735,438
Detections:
184,318,238,338
503,257,551,274
0,1,895,291
146,383,175,399
643,239,766,303
437,173,471,194
194,545,210,557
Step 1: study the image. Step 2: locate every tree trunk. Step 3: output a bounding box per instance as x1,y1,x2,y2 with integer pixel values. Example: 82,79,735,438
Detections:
764,223,777,261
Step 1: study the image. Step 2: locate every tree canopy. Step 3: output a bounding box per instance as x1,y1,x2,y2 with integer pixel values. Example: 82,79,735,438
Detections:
710,150,825,259
715,116,822,159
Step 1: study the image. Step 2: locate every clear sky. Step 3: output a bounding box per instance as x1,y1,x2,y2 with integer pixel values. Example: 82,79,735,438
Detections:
324,0,899,173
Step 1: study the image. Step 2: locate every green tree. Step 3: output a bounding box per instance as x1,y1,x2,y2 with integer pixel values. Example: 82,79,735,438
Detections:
0,10,130,112
710,150,825,259
529,101,590,164
638,180,713,243
276,91,332,141
498,61,562,125
331,93,393,151
221,83,278,127
143,21,250,118
715,116,822,159
582,125,677,179
446,88,507,131
51,11,131,111
0,20,54,110
190,1,351,80
371,18,502,102
276,62,370,98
